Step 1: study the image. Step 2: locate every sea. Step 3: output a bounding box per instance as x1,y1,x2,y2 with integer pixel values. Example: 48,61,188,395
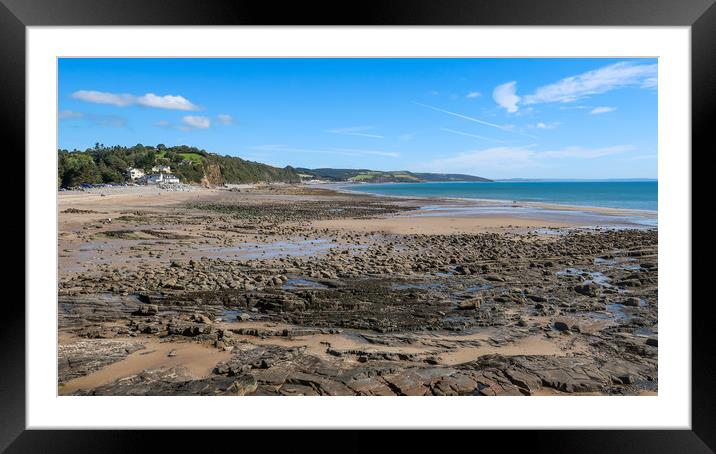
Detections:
342,181,658,212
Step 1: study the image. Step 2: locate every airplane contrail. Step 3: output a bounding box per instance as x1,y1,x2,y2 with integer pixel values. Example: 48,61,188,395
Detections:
440,128,504,143
412,102,506,130
413,101,538,139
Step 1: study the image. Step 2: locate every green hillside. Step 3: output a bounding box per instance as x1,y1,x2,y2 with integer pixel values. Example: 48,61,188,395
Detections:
296,168,491,183
57,143,300,188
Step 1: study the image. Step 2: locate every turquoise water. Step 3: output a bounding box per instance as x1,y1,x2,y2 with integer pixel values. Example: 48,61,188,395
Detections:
345,181,657,211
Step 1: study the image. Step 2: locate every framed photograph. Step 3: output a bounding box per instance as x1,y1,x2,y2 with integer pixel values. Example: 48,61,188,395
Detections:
6,0,711,449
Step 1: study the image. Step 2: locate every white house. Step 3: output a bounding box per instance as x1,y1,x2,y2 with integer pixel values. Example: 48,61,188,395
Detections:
162,173,181,184
126,167,145,180
151,165,171,173
143,172,181,185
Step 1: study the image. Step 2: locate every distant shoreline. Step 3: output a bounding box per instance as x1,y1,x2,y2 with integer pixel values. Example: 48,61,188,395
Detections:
494,178,658,182
58,181,658,229
327,181,657,217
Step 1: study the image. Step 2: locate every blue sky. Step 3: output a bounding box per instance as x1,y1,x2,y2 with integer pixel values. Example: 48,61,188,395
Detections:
58,58,657,179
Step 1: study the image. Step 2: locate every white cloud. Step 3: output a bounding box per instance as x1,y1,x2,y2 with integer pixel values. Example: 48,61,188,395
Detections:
326,126,383,138
488,61,656,113
424,147,539,174
642,77,658,89
136,93,198,111
466,91,481,99
181,115,211,129
58,109,125,127
71,90,134,107
492,81,520,113
558,105,591,111
422,144,635,174
71,90,198,110
216,114,234,125
529,121,560,129
523,61,657,105
59,110,84,120
589,106,617,115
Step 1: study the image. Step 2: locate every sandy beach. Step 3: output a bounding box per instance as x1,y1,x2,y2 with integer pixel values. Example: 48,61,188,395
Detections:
58,184,658,396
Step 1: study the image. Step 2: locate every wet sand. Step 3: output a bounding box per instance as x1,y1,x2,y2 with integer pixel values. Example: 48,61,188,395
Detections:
313,216,580,235
60,338,231,395
57,184,658,396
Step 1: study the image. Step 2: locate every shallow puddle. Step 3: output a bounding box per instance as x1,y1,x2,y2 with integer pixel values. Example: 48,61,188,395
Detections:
283,279,329,290
59,339,231,395
557,268,612,286
439,335,566,365
633,326,657,337
464,283,493,293
580,301,646,322
219,309,250,321
228,324,573,367
594,256,637,266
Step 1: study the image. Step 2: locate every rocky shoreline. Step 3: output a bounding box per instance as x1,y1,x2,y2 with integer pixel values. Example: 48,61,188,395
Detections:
58,185,657,396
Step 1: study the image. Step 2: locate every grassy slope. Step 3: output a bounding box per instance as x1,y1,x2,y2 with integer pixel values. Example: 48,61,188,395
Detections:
58,146,300,187
297,168,491,183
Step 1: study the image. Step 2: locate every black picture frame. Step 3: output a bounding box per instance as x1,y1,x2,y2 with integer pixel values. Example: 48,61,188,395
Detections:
4,0,711,451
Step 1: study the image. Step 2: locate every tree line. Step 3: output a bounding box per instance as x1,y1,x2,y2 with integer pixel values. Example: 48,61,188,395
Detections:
57,143,300,188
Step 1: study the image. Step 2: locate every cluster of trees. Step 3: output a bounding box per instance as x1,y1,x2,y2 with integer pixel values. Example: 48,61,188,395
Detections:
209,153,299,184
57,143,300,188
